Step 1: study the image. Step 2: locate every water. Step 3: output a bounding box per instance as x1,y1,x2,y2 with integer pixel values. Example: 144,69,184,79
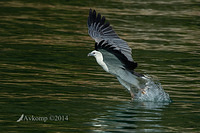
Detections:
0,0,200,132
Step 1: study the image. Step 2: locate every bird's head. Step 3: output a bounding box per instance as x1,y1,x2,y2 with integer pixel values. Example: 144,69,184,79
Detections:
87,50,101,57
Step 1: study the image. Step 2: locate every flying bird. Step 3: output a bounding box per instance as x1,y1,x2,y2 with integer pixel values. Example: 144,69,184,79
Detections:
87,9,147,100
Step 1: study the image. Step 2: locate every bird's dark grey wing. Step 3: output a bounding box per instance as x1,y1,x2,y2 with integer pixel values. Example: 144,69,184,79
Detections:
88,9,134,62
95,40,137,71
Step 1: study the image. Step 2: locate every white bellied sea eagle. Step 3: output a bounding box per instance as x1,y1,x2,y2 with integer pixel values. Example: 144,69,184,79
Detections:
87,9,147,100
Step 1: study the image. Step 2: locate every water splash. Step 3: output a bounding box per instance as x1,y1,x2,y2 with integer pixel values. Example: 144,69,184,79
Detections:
134,75,171,102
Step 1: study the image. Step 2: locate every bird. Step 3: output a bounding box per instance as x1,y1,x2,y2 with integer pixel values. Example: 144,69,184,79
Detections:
87,9,147,100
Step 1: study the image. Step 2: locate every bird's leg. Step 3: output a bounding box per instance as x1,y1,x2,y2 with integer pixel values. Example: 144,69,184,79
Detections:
141,86,148,94
130,91,135,101
141,89,146,94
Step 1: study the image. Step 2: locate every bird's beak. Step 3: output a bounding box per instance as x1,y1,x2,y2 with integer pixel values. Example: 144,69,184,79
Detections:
87,52,93,56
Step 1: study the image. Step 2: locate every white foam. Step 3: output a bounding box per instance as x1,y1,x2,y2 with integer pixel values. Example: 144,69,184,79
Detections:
134,75,171,102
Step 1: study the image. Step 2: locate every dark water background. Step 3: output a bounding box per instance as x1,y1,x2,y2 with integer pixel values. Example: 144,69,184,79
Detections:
0,0,200,132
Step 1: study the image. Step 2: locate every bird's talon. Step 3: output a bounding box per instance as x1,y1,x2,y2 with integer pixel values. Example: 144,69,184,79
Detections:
142,91,146,94
141,88,146,94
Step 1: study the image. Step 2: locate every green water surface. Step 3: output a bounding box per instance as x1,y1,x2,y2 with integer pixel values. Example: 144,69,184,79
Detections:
0,0,200,132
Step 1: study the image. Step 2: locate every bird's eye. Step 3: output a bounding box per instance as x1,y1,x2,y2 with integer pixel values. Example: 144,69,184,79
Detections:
92,52,95,54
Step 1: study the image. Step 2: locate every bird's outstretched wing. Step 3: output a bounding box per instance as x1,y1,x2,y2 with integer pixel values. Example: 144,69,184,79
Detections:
96,40,137,71
88,9,134,62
